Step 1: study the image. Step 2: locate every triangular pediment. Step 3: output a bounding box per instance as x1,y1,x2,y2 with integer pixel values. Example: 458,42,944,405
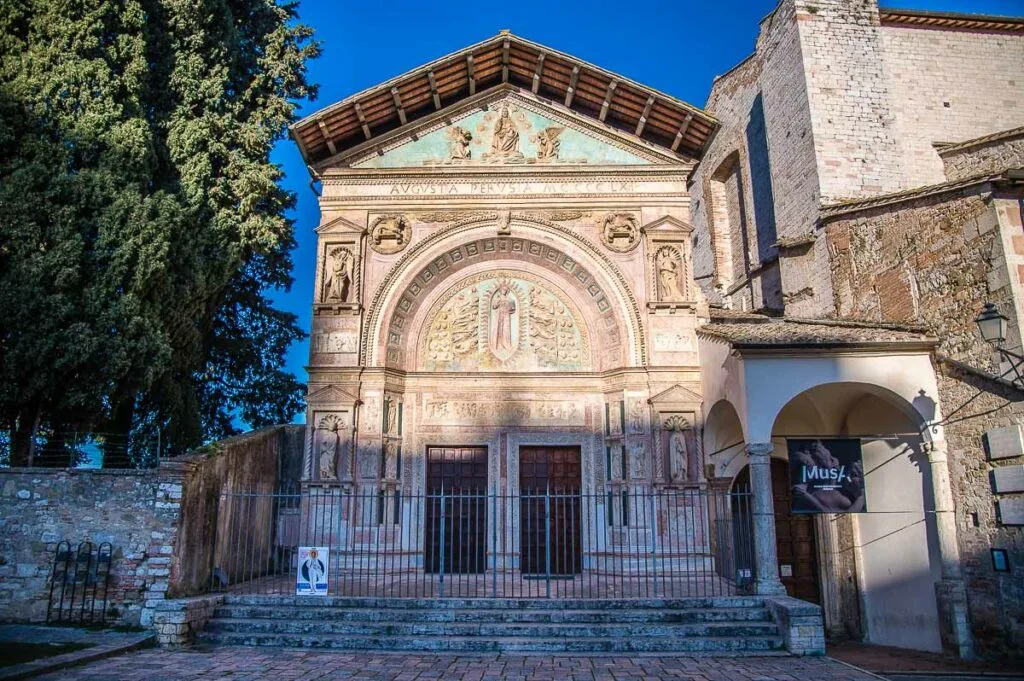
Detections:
342,90,677,169
315,215,364,235
306,384,360,405
642,215,693,234
649,384,703,405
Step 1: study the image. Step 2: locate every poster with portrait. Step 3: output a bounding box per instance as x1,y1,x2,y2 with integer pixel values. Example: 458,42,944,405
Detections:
787,439,867,514
296,546,329,595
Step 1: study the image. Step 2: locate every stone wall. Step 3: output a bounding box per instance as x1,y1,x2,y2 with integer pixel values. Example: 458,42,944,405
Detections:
882,25,1024,186
937,361,1024,658
824,184,1019,363
0,424,305,626
939,128,1024,182
0,468,182,625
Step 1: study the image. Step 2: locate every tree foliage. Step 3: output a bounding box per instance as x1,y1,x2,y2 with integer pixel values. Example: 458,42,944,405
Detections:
0,0,318,463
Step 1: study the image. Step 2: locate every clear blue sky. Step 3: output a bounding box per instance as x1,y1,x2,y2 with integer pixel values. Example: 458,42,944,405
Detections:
269,0,1024,411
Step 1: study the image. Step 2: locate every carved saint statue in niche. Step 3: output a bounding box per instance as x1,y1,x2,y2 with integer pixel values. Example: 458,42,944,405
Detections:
384,395,397,435
661,415,691,484
489,283,519,360
315,414,347,481
384,440,399,480
447,126,473,160
322,247,352,303
533,126,564,160
657,247,685,301
490,106,520,156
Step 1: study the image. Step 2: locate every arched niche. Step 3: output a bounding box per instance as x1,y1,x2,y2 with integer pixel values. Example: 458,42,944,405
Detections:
364,215,645,370
411,265,596,372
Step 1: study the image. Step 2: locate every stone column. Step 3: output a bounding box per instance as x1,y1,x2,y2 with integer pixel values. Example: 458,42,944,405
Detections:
747,442,787,595
926,440,974,659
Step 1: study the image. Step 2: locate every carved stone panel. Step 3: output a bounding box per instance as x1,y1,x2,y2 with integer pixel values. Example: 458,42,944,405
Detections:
600,212,640,253
369,214,410,254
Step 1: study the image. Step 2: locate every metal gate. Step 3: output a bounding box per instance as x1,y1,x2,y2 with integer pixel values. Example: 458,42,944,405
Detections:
208,485,756,599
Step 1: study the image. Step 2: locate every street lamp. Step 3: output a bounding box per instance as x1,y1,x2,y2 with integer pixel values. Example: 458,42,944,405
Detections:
975,302,1024,388
975,302,1009,346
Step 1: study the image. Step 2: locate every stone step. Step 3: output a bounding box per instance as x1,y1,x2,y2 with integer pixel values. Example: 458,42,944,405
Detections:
221,595,764,610
204,617,779,639
212,605,771,624
196,630,786,654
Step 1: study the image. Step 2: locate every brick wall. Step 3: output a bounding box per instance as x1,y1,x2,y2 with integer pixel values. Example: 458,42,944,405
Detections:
883,25,1024,186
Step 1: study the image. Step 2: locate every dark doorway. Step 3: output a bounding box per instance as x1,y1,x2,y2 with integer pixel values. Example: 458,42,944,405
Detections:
519,446,582,576
734,459,821,603
424,446,487,574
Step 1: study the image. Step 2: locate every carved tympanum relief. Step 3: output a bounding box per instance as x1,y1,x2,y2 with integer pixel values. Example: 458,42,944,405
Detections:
655,246,686,301
419,272,589,372
352,96,653,168
369,215,410,254
601,213,640,253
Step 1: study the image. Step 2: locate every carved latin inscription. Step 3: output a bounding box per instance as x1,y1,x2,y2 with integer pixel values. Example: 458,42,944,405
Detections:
421,397,585,426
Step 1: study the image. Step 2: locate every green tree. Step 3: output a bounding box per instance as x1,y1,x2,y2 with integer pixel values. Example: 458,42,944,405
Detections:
0,0,317,464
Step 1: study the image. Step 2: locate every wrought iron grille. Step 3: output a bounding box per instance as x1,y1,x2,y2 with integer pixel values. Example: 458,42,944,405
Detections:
209,485,756,599
47,541,113,624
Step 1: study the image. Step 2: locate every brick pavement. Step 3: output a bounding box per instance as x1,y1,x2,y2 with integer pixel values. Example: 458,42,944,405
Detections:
32,647,880,680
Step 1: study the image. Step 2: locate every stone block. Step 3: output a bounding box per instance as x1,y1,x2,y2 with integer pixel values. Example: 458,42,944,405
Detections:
998,498,1024,525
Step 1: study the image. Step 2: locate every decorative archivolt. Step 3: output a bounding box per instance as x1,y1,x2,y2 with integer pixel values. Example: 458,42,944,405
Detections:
417,270,591,372
362,214,646,368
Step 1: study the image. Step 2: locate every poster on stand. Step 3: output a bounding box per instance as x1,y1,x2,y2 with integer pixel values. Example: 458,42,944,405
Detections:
787,439,866,513
296,546,329,595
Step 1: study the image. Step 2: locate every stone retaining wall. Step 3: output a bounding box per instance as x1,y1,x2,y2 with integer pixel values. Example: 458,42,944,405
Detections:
150,594,224,647
764,596,826,656
0,425,305,627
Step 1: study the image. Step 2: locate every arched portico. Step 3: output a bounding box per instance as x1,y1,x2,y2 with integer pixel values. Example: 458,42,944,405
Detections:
699,324,973,657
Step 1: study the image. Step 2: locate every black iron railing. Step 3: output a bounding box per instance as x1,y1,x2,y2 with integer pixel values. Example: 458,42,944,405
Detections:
209,485,756,599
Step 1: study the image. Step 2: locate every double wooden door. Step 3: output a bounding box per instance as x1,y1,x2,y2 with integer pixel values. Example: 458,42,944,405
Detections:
424,446,487,574
519,446,582,576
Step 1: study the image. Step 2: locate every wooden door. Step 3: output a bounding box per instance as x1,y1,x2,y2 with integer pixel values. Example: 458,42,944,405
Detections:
424,446,487,574
519,446,582,576
770,459,820,603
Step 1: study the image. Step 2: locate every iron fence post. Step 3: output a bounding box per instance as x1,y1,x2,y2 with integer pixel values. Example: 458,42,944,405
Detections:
650,490,658,595
544,484,551,598
438,487,446,598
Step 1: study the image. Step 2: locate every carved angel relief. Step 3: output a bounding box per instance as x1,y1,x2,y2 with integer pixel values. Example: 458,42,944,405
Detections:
601,213,640,253
532,126,564,160
447,126,473,160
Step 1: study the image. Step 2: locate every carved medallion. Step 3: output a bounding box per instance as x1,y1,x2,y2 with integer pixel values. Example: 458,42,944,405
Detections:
601,213,640,253
369,215,410,254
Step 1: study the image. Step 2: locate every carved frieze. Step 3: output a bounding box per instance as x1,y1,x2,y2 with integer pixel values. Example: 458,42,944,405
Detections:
369,214,410,254
600,212,640,253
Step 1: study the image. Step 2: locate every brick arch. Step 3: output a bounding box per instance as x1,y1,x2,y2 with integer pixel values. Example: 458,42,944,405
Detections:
364,215,645,369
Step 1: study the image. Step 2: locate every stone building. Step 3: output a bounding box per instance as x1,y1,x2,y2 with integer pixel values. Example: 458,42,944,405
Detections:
690,0,1024,660
284,0,1023,661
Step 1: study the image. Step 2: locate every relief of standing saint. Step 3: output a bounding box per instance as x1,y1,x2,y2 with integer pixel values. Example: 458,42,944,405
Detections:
489,283,518,360
657,248,685,301
669,428,689,484
490,106,520,156
323,247,352,303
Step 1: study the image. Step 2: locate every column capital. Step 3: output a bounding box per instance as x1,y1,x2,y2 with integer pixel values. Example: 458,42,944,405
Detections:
925,439,948,463
745,441,774,459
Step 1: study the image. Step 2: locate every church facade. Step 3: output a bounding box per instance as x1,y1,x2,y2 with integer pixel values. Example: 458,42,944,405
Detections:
288,0,1024,660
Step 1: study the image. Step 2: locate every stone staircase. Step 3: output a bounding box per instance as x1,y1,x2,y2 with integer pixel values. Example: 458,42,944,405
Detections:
197,595,786,654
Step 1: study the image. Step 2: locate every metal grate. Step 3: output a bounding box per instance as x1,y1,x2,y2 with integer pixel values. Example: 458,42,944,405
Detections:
47,541,113,624
209,485,756,599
